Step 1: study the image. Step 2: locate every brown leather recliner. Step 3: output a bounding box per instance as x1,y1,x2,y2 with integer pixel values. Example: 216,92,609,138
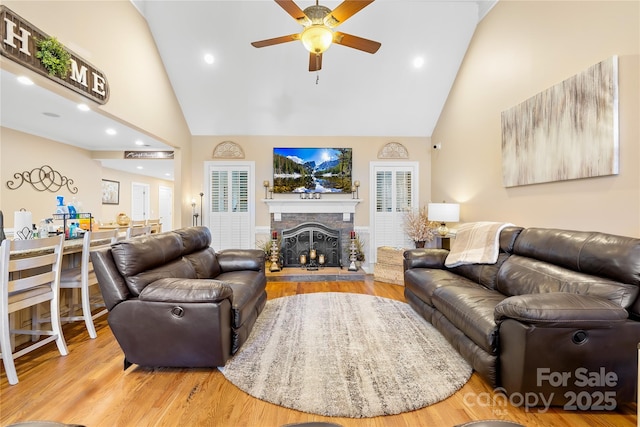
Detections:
91,226,267,369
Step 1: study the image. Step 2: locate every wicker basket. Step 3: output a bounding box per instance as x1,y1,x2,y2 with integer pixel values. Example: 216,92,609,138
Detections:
374,246,407,285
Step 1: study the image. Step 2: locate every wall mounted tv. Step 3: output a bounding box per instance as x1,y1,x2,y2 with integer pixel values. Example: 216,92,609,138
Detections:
273,147,352,193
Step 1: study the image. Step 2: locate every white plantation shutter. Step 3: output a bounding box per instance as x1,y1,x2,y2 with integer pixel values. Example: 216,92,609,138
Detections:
371,163,418,261
208,164,252,250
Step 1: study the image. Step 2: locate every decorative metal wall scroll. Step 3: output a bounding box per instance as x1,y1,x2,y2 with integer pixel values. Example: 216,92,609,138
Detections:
6,165,78,193
213,141,245,158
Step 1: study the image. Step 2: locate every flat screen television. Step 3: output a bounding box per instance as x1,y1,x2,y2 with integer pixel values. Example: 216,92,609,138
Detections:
273,147,352,193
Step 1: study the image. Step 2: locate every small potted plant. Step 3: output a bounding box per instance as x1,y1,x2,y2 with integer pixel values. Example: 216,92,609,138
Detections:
403,206,437,248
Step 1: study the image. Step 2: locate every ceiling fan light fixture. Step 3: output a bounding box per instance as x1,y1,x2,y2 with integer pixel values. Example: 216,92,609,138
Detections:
301,25,333,54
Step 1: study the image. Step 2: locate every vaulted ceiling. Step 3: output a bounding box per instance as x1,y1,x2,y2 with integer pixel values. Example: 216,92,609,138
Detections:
1,1,497,179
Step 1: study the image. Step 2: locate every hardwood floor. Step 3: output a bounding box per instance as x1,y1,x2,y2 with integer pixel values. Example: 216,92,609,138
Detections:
1,278,636,427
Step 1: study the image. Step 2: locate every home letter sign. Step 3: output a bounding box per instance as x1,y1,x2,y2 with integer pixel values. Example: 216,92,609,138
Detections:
0,5,109,104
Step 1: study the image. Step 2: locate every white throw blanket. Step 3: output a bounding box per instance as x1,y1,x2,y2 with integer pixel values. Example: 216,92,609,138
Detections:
444,222,514,268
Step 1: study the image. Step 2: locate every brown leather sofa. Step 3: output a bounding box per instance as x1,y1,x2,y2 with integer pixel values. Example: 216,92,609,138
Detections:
91,226,267,369
404,226,640,408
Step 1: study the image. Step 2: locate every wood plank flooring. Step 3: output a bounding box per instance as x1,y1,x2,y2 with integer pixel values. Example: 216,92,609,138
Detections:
1,278,636,426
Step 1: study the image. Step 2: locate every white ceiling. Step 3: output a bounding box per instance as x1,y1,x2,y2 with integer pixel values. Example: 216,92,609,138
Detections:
0,1,496,179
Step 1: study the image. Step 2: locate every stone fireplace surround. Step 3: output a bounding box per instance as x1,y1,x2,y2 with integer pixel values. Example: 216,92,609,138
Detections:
265,199,359,269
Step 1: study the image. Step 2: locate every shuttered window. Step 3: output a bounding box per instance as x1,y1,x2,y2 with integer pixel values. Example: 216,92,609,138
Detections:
371,163,418,260
207,163,253,250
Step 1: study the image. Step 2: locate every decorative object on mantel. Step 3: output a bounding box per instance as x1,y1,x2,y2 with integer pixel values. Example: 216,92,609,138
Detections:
263,180,270,199
428,202,460,237
378,142,409,159
299,192,321,199
35,36,71,78
403,206,437,248
351,180,360,199
501,56,619,187
212,140,245,158
6,165,78,194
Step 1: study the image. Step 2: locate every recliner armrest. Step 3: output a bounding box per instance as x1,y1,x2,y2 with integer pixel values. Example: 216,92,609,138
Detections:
495,293,628,328
217,249,265,272
139,278,233,303
403,248,449,270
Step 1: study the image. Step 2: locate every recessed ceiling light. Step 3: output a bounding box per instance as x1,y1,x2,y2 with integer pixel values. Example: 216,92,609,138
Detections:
204,53,215,65
413,56,425,69
17,76,34,85
77,103,90,112
106,128,117,135
164,173,172,177
135,140,145,146
136,166,143,170
42,112,60,118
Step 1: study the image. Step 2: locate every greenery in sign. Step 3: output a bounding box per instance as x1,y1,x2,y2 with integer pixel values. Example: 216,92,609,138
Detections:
35,36,71,78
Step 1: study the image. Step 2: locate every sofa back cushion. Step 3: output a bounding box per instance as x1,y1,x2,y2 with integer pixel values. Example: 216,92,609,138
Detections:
111,231,197,295
174,226,212,256
512,228,640,286
497,255,639,308
448,226,523,290
184,247,222,279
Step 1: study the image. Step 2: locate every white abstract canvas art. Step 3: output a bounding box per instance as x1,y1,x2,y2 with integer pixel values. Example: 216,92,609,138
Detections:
501,56,619,187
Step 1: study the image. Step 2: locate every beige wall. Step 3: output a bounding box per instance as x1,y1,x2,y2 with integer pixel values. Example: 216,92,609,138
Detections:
190,136,432,228
1,0,191,227
0,127,173,230
431,0,640,237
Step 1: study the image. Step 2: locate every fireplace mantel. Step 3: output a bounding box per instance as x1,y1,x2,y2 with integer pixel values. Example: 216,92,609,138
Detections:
264,198,361,221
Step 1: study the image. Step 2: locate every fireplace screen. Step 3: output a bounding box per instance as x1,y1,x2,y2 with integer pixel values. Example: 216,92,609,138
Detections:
281,222,342,268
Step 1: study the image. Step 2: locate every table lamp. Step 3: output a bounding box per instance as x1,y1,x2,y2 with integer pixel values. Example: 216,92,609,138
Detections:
428,203,460,237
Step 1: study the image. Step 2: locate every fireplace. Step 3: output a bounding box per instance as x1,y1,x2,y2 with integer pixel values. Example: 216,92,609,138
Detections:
265,199,360,269
281,222,342,268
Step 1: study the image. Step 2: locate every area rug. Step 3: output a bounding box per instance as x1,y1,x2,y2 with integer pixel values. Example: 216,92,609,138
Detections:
219,292,472,418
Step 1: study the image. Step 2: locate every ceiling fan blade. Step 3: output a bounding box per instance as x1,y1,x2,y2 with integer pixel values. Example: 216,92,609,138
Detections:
333,32,381,54
325,0,375,28
251,34,300,48
309,53,322,72
275,0,308,24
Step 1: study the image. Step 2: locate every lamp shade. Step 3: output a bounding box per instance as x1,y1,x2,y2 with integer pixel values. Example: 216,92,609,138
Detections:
427,203,460,222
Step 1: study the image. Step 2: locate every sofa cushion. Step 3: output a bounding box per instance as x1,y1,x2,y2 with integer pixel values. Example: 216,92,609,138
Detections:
184,247,222,278
139,277,233,303
126,259,198,296
432,285,507,354
404,268,479,306
497,255,639,308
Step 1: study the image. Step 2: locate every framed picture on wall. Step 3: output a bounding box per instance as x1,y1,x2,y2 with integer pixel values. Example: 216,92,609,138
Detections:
102,179,120,205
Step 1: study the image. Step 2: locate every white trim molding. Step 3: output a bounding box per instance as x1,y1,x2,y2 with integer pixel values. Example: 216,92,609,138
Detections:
264,199,361,221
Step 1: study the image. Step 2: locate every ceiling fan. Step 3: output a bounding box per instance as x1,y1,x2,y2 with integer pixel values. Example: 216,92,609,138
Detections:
251,0,381,72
